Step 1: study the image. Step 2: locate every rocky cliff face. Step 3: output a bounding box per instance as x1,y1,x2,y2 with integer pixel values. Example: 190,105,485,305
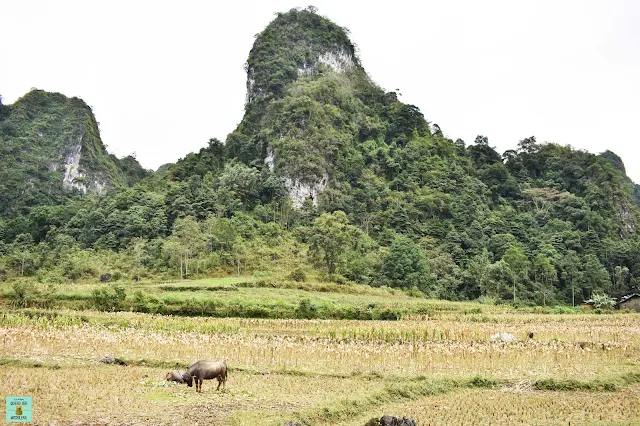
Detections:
231,7,365,208
599,150,640,235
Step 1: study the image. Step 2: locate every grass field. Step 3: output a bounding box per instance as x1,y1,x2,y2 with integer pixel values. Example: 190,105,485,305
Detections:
1,277,639,425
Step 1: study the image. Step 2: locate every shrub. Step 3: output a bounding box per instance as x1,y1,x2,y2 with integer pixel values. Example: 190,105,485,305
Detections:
31,284,57,309
469,376,498,388
373,308,402,321
478,295,497,305
406,286,424,298
91,285,126,311
132,290,164,313
333,274,347,284
296,298,317,319
10,281,36,308
288,268,307,282
586,293,615,310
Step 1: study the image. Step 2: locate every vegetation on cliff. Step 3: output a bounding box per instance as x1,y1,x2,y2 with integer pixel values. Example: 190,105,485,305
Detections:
0,90,149,218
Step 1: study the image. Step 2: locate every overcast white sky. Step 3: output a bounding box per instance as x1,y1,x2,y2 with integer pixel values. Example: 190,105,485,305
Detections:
2,1,639,181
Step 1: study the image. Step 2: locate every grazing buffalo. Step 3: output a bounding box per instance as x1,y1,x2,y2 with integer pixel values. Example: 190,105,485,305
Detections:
184,360,227,392
165,370,187,383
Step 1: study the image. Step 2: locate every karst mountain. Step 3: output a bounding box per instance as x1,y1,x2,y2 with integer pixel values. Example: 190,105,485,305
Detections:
1,7,639,302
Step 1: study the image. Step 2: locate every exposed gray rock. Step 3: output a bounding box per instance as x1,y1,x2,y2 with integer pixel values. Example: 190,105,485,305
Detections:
61,136,108,194
318,48,355,73
285,174,328,209
264,147,275,172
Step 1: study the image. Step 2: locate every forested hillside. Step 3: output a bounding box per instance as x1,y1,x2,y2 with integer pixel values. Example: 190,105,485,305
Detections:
0,90,149,218
1,7,639,306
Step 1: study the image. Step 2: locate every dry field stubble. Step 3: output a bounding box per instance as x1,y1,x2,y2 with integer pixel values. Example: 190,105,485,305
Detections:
1,308,639,425
344,385,640,426
1,365,385,425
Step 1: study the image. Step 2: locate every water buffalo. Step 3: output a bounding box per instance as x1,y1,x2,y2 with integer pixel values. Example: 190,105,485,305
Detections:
184,360,227,392
165,370,187,383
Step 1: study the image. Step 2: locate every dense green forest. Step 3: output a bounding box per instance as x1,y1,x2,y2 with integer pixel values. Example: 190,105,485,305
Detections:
1,7,639,308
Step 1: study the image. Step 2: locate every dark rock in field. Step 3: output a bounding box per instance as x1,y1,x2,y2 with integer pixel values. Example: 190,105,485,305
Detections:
367,415,416,426
100,273,112,282
0,269,7,275
100,356,127,366
528,331,534,339
101,355,116,364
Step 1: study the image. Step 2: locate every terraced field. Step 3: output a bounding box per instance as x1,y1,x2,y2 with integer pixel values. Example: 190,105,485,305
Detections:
1,278,639,425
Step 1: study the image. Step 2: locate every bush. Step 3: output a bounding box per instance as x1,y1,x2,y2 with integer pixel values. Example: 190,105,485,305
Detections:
32,284,57,309
586,293,615,310
406,286,424,298
10,281,36,308
373,308,402,321
296,298,317,319
333,274,347,284
132,290,164,313
91,285,126,311
37,271,64,285
469,376,498,388
478,295,497,305
288,268,307,282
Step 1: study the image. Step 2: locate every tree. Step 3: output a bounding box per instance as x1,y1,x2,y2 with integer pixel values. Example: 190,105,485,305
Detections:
533,253,557,306
165,217,206,278
612,265,630,298
487,259,512,300
380,236,431,292
308,211,358,278
581,254,610,300
465,250,491,298
488,234,518,261
9,234,35,276
560,250,581,306
202,215,238,254
502,245,530,303
127,238,147,279
232,236,247,277
468,135,502,168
